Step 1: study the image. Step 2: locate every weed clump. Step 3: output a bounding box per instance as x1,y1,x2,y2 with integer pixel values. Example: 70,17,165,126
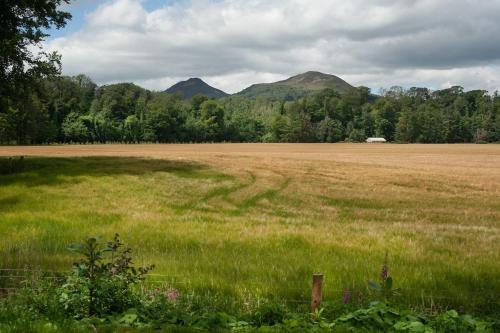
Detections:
58,234,153,318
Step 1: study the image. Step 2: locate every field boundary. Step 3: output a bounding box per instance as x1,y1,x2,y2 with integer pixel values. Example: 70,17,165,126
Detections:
1,268,495,312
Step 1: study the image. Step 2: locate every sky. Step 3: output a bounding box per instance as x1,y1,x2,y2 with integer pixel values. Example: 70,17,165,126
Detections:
43,0,500,94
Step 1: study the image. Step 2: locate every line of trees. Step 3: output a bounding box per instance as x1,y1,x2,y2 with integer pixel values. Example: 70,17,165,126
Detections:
0,75,499,144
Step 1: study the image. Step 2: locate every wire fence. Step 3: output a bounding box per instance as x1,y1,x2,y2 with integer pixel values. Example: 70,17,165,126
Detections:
0,268,315,305
0,268,496,310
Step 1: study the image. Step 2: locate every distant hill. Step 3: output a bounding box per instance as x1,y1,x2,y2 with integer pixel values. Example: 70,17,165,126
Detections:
236,71,355,100
165,78,228,99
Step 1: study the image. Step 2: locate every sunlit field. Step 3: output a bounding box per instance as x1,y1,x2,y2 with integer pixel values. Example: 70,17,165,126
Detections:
0,143,499,314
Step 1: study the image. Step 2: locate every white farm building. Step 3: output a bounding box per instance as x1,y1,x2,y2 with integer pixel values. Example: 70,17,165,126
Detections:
366,137,387,143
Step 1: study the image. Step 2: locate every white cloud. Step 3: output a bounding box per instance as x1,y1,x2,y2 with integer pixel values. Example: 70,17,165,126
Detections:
87,0,147,29
45,0,500,93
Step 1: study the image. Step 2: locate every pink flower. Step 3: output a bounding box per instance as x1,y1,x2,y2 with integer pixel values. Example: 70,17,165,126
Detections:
167,289,179,302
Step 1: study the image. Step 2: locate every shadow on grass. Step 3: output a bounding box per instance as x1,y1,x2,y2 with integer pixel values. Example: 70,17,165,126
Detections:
0,156,216,187
0,195,22,212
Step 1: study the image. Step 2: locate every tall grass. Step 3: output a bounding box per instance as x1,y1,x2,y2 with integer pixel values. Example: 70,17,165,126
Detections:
0,149,499,315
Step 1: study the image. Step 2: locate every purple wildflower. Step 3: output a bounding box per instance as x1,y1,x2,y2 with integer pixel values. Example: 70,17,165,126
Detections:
381,252,389,282
381,264,388,282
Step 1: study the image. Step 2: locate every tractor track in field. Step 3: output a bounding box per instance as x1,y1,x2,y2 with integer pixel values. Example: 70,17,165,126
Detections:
171,168,292,216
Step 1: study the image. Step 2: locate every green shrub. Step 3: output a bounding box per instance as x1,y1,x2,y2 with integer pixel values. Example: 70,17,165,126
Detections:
58,234,153,318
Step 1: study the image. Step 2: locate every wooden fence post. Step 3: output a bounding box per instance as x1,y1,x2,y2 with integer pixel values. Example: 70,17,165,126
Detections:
311,273,323,312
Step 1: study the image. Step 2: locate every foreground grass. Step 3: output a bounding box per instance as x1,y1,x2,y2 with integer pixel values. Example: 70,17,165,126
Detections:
0,144,499,315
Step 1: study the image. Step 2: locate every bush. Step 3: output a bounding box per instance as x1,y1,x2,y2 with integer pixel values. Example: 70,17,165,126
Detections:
58,234,153,318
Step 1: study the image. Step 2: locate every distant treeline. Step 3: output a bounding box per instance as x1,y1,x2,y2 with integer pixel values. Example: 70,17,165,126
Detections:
0,75,499,144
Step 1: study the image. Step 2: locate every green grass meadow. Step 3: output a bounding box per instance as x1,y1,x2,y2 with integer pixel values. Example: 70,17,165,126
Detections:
0,153,499,315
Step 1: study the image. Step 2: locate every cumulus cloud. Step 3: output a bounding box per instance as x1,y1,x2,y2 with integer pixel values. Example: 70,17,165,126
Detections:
45,0,500,93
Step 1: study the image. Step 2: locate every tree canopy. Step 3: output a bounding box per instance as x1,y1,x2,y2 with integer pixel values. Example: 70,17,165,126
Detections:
1,75,498,144
0,0,71,115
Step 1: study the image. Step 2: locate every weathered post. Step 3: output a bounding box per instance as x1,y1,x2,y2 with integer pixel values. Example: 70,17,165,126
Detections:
311,273,323,312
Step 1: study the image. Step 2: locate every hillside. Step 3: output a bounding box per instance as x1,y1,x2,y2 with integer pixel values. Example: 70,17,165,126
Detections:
165,78,228,99
236,71,355,100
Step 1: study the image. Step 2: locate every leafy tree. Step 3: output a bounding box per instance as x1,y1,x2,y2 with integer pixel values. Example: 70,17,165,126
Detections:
124,115,141,143
44,75,97,140
285,102,315,142
144,93,184,142
346,127,365,142
92,113,120,143
62,112,89,143
267,114,289,142
395,109,413,143
316,116,343,142
5,92,57,144
0,0,71,113
373,99,398,140
227,109,264,142
190,94,210,116
199,100,225,141
91,83,148,122
0,110,14,144
360,106,375,138
416,104,449,143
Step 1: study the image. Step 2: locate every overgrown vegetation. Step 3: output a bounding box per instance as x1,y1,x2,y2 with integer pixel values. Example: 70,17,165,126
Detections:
61,234,154,317
1,153,499,317
0,235,497,332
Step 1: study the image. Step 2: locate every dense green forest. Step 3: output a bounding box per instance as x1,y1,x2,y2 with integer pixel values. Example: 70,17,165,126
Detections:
0,75,499,144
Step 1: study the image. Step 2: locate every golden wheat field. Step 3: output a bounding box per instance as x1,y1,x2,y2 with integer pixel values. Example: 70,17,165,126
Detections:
0,143,499,313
